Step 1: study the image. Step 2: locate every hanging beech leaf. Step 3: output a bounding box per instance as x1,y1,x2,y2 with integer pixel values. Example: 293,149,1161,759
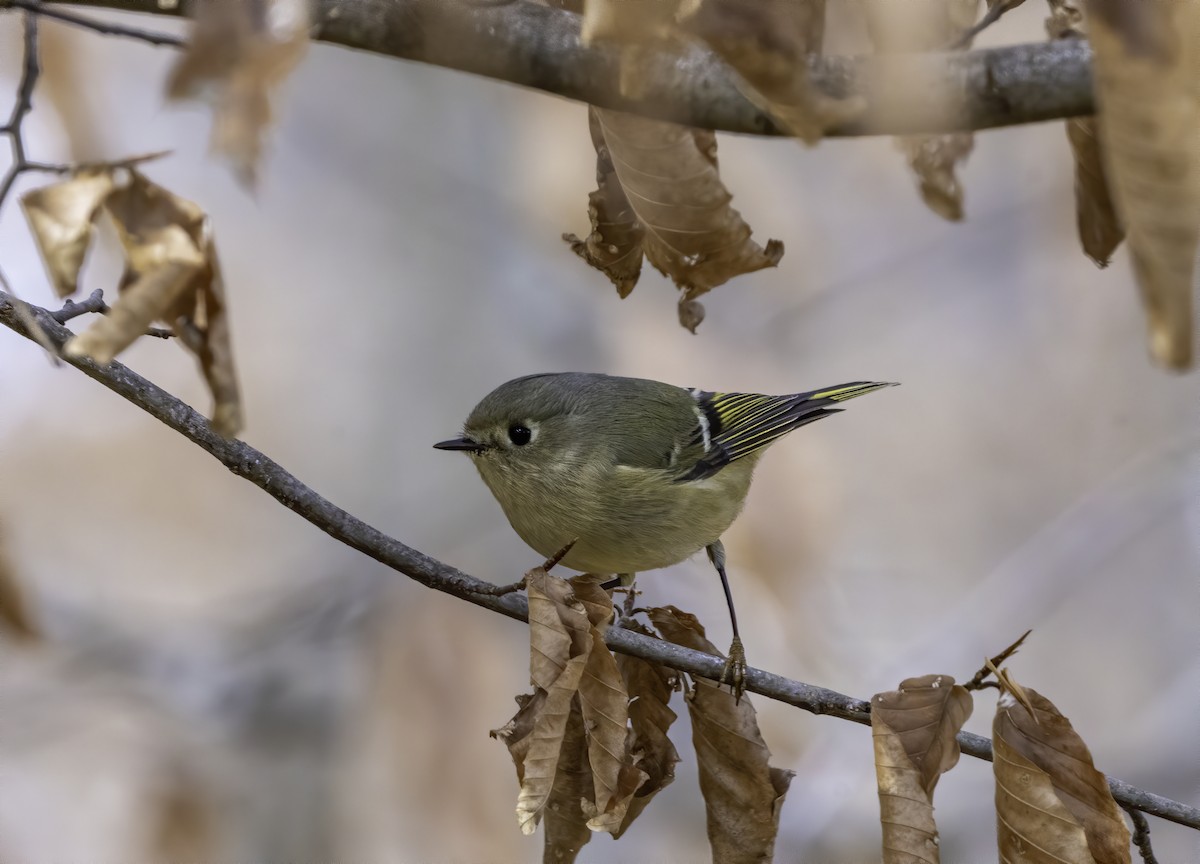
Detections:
1085,0,1200,369
563,109,644,299
514,567,595,834
569,109,783,332
1046,0,1124,267
648,606,792,864
494,566,647,851
543,704,594,864
680,0,863,143
993,681,1131,864
20,171,115,298
166,0,309,185
871,674,973,864
492,690,594,863
862,0,980,220
0,532,36,641
59,171,243,436
612,621,680,839
994,732,1100,864
568,576,644,834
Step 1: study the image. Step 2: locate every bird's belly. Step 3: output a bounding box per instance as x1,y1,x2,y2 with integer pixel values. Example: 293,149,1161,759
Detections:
499,467,751,575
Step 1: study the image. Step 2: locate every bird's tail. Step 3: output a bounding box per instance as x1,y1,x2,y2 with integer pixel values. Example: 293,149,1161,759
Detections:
679,381,896,481
799,381,897,406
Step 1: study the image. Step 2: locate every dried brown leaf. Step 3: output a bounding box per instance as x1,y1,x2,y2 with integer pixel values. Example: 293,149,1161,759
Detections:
612,622,680,838
563,109,644,299
1064,117,1123,267
1044,2,1125,267
543,703,594,864
62,172,243,435
649,606,792,864
680,0,863,143
871,675,972,864
527,566,591,690
994,733,1099,864
994,683,1131,864
166,0,309,185
873,674,973,797
20,172,115,298
578,0,687,98
900,134,974,222
491,690,548,786
863,0,980,221
568,573,616,629
556,576,644,834
1046,0,1084,39
504,567,643,840
516,649,590,835
578,109,783,331
1086,0,1200,368
0,531,36,641
874,716,941,864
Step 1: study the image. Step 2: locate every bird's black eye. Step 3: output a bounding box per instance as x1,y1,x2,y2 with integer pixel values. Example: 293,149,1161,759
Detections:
508,424,532,446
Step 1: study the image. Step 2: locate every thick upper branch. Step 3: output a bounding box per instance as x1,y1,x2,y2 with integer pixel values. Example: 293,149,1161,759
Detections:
47,0,1095,135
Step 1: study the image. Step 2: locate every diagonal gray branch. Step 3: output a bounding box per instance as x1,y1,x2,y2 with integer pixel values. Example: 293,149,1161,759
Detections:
1,290,1195,832
33,0,1096,136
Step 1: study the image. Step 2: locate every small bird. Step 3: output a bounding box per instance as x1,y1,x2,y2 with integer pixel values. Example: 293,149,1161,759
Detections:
435,373,894,695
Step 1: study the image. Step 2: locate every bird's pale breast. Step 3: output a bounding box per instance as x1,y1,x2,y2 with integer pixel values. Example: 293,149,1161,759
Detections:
475,452,758,574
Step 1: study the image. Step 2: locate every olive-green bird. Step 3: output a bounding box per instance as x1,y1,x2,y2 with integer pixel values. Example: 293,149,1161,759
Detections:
435,373,894,693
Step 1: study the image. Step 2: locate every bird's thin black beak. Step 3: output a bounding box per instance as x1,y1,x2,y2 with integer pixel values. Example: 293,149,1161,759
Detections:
433,436,483,453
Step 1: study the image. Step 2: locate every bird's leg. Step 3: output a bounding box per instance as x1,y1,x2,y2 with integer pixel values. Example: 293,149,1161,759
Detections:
707,540,747,702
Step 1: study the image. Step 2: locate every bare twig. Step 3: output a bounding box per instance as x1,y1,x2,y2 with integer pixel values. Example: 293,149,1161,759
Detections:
43,0,1095,136
50,289,174,338
0,10,41,212
3,0,184,46
1126,807,1160,864
1,289,1196,832
964,628,1032,690
470,578,527,596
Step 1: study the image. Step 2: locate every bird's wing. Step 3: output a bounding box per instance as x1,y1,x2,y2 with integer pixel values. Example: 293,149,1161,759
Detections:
675,381,894,482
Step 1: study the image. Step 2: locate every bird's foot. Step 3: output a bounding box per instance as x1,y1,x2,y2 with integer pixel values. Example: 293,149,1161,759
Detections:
720,636,747,703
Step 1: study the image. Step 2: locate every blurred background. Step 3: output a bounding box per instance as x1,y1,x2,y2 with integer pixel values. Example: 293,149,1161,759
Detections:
1,4,1197,861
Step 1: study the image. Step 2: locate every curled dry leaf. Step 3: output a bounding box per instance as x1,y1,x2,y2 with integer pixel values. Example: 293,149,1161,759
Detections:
993,679,1131,864
21,169,243,435
494,567,646,849
20,171,114,298
649,606,792,864
61,171,243,436
166,0,310,185
862,0,980,221
567,577,644,834
563,109,644,299
0,532,37,641
1046,0,1124,267
568,108,783,332
680,0,863,144
1086,0,1200,369
612,621,680,839
871,674,973,864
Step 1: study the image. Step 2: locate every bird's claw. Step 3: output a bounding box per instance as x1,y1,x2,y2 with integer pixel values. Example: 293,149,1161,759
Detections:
720,636,747,703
